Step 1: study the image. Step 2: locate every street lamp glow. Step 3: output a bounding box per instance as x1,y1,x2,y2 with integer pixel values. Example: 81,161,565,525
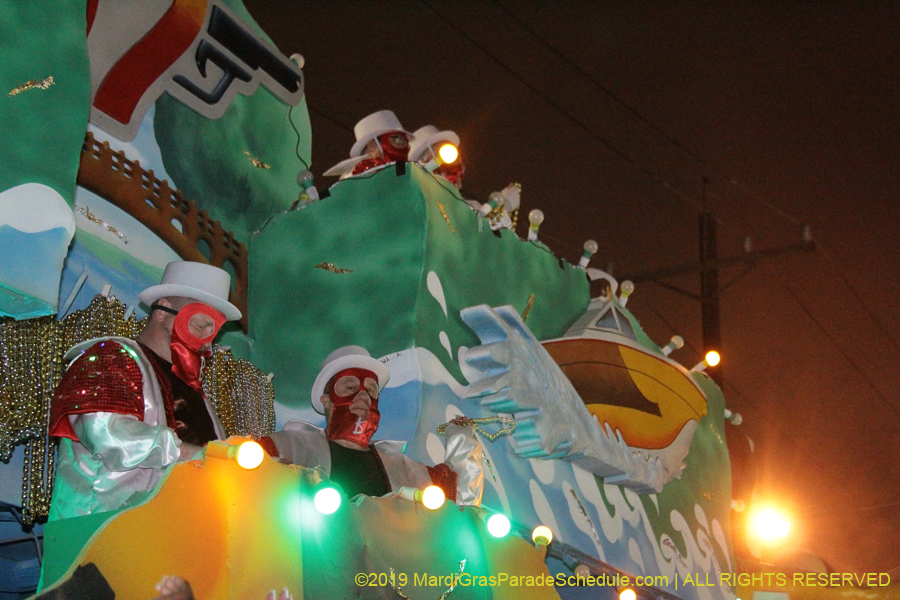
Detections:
750,508,790,539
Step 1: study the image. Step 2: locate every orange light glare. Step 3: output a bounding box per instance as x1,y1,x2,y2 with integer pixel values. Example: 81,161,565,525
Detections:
236,441,264,469
421,485,446,510
619,589,637,600
750,508,790,539
705,350,721,366
438,143,458,164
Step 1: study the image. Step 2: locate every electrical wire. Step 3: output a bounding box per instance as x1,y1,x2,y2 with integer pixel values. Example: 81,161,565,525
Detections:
417,0,704,215
287,103,309,170
634,295,851,490
307,103,354,133
815,242,900,359
489,0,807,231
762,260,900,418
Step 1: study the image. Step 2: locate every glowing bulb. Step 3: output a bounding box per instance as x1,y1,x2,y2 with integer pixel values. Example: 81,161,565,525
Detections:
750,508,790,539
421,485,445,510
314,487,341,515
236,441,264,469
486,514,511,537
438,144,458,164
705,350,721,367
619,589,637,600
532,526,553,546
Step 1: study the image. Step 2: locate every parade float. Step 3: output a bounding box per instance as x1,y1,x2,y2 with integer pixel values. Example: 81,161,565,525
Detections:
0,3,740,599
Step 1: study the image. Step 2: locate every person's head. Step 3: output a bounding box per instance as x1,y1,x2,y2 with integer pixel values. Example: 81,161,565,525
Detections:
350,110,412,160
321,367,380,425
312,346,390,448
145,296,224,353
137,262,241,387
409,125,464,188
363,132,411,162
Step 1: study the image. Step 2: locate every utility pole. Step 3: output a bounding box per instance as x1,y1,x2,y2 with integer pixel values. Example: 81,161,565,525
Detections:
699,211,722,385
619,198,814,385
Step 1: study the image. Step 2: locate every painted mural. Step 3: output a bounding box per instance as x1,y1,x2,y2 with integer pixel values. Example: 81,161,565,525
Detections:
0,2,737,599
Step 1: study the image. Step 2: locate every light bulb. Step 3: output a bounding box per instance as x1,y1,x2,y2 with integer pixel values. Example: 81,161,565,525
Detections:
236,441,264,470
532,526,553,546
487,514,511,537
438,144,458,164
314,487,341,515
421,485,445,510
297,170,314,187
528,209,544,225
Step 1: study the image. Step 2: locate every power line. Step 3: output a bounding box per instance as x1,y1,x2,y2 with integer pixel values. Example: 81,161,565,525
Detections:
417,0,704,215
763,260,900,419
634,294,852,490
489,0,806,230
490,0,711,171
307,103,353,133
815,242,900,359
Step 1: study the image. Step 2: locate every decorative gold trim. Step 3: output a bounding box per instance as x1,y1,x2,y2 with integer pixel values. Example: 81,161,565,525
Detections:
436,201,456,233
8,76,54,97
522,293,535,321
243,151,271,170
314,262,353,274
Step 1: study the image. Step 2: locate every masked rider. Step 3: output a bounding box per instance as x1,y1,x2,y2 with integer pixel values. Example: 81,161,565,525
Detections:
260,346,483,506
323,110,414,179
48,261,241,521
408,125,466,190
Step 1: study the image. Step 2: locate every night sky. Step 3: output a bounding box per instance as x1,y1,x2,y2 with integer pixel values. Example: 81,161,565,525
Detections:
243,1,900,574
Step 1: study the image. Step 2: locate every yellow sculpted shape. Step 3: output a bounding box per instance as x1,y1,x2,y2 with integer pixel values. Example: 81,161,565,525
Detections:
585,345,707,449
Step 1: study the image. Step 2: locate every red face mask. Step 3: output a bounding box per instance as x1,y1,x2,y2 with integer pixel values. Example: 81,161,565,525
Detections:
436,159,465,188
324,367,380,447
377,132,410,163
169,303,226,393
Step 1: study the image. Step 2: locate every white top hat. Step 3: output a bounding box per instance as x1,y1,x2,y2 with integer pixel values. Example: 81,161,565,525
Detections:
323,156,366,177
311,345,390,414
409,125,461,163
349,110,412,158
139,261,241,321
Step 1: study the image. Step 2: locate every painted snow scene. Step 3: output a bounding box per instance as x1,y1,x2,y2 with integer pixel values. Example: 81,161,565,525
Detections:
0,2,741,600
